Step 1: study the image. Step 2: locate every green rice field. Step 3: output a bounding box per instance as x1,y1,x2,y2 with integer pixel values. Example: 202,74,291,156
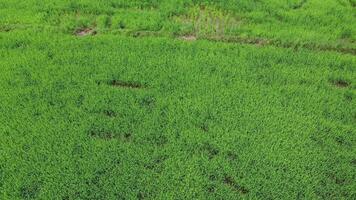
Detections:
0,0,355,199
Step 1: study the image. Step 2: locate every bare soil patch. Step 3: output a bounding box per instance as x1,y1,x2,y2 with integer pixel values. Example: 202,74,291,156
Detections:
330,79,350,88
75,28,97,36
180,35,197,41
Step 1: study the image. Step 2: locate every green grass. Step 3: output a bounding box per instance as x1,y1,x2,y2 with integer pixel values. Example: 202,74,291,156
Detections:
0,1,356,199
1,0,355,53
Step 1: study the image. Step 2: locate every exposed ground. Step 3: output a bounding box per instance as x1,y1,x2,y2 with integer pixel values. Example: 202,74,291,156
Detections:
0,0,355,199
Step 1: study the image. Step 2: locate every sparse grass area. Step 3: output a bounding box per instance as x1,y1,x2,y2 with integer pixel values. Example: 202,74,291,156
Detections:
0,0,355,199
1,0,355,53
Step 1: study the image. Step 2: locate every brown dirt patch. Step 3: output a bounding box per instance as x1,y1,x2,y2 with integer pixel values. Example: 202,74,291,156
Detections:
75,28,97,36
180,35,197,41
331,79,350,88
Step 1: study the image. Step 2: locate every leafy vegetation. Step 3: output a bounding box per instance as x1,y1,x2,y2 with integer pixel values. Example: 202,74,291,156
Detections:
0,0,355,199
